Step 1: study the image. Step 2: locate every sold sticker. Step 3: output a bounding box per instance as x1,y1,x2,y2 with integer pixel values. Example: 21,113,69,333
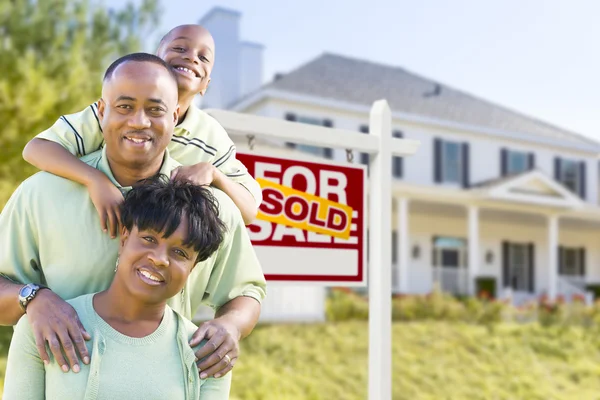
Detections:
257,178,354,239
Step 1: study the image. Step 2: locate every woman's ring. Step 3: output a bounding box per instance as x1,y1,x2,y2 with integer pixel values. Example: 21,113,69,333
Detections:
224,354,231,364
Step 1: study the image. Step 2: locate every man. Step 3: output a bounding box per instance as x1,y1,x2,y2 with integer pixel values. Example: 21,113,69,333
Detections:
0,52,266,379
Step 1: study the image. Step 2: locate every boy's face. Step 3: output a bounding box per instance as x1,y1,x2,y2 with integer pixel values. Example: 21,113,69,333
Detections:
156,25,215,97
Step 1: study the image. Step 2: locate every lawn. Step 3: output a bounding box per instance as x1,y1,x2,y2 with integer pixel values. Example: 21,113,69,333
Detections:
2,321,600,399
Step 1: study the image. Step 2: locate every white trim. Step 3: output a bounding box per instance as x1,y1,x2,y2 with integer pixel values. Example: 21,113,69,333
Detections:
230,89,600,155
485,170,584,209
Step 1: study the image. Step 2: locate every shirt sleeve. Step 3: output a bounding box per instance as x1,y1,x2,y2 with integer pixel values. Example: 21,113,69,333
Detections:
199,373,232,400
0,182,43,286
205,118,263,208
2,316,46,400
35,103,104,158
190,191,267,312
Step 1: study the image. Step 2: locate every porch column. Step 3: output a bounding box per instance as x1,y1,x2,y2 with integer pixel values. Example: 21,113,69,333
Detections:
396,197,410,293
547,214,558,300
468,205,479,296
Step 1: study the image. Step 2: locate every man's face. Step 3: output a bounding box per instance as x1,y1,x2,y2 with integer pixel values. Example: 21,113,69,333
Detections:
97,62,179,170
156,25,215,97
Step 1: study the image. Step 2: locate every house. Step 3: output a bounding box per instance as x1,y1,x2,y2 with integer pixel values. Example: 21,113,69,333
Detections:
197,8,600,320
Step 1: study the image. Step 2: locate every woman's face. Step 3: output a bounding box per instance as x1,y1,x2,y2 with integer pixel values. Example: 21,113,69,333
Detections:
117,219,199,304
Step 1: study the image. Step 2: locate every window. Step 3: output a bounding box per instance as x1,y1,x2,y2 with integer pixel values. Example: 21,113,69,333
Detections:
559,247,585,276
559,159,579,194
284,114,333,159
432,237,466,268
507,151,528,174
442,141,462,183
359,125,369,166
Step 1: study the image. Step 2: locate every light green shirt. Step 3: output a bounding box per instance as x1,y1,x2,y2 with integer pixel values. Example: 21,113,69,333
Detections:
36,102,262,205
0,147,266,318
3,294,231,400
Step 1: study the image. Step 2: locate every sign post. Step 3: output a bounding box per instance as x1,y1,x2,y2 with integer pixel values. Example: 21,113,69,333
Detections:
207,100,419,400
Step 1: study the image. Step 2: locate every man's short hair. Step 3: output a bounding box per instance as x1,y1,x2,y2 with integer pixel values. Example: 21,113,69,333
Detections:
120,175,227,263
103,52,178,86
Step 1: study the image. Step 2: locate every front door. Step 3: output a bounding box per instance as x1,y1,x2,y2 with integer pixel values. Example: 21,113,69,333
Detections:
433,237,467,294
503,242,534,292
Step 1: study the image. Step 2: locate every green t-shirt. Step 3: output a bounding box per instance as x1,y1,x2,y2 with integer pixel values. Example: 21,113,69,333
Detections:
2,293,231,399
0,147,266,318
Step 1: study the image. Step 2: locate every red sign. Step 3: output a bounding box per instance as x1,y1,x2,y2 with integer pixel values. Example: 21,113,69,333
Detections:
238,152,366,285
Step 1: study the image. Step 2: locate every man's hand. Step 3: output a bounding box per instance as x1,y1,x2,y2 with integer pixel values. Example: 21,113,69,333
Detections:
26,289,91,373
171,162,217,187
189,319,240,379
86,173,123,239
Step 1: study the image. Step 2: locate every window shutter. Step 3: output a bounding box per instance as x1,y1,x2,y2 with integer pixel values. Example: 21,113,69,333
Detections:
580,247,586,276
501,148,508,176
579,161,586,199
558,246,564,275
462,142,470,188
323,119,334,159
528,153,535,170
554,157,561,181
434,138,442,183
284,113,297,149
392,130,403,178
502,241,509,289
528,243,535,293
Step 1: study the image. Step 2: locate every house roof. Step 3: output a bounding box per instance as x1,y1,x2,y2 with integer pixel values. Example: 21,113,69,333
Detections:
260,53,600,151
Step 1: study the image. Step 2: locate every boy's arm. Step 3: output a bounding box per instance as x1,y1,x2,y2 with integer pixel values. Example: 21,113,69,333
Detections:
171,163,259,225
23,139,124,238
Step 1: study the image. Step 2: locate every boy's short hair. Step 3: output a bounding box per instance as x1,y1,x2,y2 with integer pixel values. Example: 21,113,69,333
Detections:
103,52,178,86
121,174,226,263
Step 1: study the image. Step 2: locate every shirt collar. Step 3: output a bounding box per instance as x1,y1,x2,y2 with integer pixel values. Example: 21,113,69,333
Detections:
97,146,179,192
175,103,202,137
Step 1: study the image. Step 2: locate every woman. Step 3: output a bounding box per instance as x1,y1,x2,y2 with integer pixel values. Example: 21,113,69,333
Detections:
3,175,230,399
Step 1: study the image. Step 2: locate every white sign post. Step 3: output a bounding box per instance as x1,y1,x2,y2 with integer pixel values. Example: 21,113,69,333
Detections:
207,100,419,400
368,100,393,400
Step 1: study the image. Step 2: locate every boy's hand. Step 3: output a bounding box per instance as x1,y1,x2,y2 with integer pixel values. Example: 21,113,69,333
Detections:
170,163,217,186
86,174,123,238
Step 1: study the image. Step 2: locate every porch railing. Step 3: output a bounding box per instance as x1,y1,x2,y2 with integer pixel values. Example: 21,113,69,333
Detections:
433,266,468,295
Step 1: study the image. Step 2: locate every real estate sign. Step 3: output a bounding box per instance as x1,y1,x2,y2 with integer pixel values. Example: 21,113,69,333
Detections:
238,152,366,286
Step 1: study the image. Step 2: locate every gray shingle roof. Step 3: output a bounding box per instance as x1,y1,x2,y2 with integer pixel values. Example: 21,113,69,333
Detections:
262,53,600,151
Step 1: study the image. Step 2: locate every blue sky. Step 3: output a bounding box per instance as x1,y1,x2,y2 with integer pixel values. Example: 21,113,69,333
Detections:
104,0,600,142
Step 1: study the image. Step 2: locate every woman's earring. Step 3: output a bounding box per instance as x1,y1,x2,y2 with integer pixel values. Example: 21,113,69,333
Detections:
114,257,119,273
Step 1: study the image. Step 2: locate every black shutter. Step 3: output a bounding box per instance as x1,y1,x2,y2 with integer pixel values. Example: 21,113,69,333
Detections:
580,247,586,277
579,161,586,199
558,246,564,275
285,113,297,149
462,142,470,188
323,119,334,159
434,138,442,183
554,157,561,181
500,148,508,176
528,243,535,293
392,130,403,178
432,236,438,266
502,241,509,289
528,153,535,170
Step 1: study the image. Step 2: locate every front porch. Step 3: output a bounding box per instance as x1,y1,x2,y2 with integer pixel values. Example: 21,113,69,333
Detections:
393,169,600,302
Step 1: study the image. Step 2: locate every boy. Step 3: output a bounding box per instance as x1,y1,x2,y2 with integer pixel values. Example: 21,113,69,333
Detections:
23,24,261,237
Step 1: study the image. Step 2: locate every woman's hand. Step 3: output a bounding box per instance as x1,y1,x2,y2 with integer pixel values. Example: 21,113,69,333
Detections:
86,173,123,238
189,318,240,379
26,289,91,373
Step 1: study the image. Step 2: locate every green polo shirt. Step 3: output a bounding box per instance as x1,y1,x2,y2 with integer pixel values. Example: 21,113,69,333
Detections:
36,102,262,206
0,147,266,319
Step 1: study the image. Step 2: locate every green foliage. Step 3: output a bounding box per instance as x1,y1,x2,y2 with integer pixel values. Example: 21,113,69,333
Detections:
0,0,161,208
476,276,497,298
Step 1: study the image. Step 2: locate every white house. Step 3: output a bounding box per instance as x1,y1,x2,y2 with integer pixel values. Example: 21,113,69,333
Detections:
198,8,600,320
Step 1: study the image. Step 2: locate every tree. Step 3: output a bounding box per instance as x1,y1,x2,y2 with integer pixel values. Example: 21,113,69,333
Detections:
0,0,161,207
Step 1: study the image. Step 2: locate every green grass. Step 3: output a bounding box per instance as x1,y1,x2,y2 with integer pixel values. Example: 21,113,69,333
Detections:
2,322,600,399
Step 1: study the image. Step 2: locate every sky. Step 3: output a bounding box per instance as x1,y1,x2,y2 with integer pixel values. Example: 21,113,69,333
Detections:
103,0,600,142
